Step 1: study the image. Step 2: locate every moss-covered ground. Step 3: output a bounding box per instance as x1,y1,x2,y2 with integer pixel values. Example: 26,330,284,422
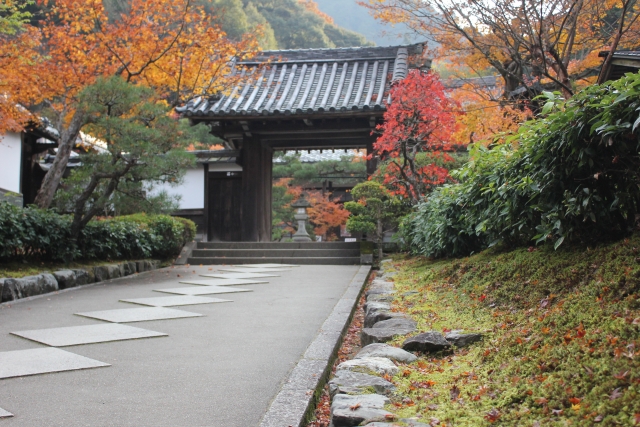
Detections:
384,235,640,426
0,259,171,279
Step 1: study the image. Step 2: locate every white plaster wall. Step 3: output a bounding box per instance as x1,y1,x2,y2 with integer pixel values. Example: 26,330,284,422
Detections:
154,165,205,210
0,132,22,193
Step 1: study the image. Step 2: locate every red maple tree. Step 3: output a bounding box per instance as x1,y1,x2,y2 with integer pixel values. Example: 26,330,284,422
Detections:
372,70,459,203
273,178,350,241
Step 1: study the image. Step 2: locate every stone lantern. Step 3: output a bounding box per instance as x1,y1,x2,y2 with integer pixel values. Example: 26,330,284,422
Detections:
291,193,312,242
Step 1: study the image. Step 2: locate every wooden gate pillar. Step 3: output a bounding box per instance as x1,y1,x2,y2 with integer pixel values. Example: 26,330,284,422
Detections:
241,136,273,242
366,140,378,177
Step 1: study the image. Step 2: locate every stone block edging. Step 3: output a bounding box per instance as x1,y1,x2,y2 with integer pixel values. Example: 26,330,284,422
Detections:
0,260,161,305
174,241,197,266
259,265,372,427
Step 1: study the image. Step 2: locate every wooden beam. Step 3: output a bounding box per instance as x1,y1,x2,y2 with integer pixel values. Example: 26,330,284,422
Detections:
203,163,209,241
255,128,373,136
265,137,373,150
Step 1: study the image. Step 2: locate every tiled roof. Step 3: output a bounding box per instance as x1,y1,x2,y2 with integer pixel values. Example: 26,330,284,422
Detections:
178,44,427,118
599,50,640,60
613,51,640,59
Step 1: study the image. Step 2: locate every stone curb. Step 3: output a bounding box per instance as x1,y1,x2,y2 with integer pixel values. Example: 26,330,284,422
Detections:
0,260,162,306
174,241,197,266
259,265,372,427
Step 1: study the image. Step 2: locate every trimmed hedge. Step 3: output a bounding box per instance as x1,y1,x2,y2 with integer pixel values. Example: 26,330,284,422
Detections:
0,202,196,262
402,72,640,258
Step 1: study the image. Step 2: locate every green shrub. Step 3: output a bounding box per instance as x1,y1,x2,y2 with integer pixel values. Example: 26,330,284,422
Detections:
0,202,195,262
0,202,78,261
78,219,153,260
107,214,196,259
403,72,640,258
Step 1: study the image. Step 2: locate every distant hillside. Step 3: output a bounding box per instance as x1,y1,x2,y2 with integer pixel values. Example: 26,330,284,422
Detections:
99,0,373,50
205,0,374,49
312,0,419,46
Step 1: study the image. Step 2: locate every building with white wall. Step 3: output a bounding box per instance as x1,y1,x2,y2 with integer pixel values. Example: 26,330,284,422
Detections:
0,122,59,207
0,132,23,195
155,151,243,239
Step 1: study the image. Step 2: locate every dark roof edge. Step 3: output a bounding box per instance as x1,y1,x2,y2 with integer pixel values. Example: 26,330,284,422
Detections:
27,117,60,141
183,110,386,121
238,56,398,65
189,149,240,158
598,50,640,58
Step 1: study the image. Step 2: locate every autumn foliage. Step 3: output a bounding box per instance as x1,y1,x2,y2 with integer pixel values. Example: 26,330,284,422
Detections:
272,178,350,240
0,0,256,208
372,70,458,203
447,82,533,146
363,0,640,99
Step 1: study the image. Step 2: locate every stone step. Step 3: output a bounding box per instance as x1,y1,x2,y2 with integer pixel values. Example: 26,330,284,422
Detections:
191,248,360,258
196,242,360,250
187,256,361,265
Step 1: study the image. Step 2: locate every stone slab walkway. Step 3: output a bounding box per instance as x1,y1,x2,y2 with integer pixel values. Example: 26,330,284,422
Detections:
0,263,366,427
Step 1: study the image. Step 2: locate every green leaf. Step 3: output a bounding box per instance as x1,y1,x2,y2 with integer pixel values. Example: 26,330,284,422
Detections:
554,236,565,250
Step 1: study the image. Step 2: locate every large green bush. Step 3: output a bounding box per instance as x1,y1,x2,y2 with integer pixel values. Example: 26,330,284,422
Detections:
403,72,640,258
0,202,77,260
0,202,195,262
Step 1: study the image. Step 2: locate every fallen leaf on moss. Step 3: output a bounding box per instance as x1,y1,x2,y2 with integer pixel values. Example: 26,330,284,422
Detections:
484,408,501,422
609,387,623,400
450,385,460,401
613,370,629,380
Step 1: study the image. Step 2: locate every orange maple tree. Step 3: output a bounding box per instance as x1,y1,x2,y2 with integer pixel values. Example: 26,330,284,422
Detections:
0,24,41,134
371,69,458,204
0,0,256,208
363,0,640,99
446,81,533,146
307,191,351,240
273,178,350,240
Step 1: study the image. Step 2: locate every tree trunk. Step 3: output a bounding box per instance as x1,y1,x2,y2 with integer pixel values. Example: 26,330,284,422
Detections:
377,217,384,261
597,0,629,84
33,111,85,209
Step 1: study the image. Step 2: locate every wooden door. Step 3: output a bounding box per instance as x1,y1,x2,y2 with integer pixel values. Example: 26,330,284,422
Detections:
208,172,242,241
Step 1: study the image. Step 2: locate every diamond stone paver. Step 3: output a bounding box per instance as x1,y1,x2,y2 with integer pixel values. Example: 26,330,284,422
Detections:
0,348,110,379
185,278,269,286
0,264,365,427
11,324,167,347
154,286,253,296
200,273,279,279
218,268,292,273
119,295,232,307
234,264,299,268
75,307,203,323
0,407,12,418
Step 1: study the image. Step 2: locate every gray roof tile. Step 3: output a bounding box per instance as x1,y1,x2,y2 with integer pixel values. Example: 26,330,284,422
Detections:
178,44,427,118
